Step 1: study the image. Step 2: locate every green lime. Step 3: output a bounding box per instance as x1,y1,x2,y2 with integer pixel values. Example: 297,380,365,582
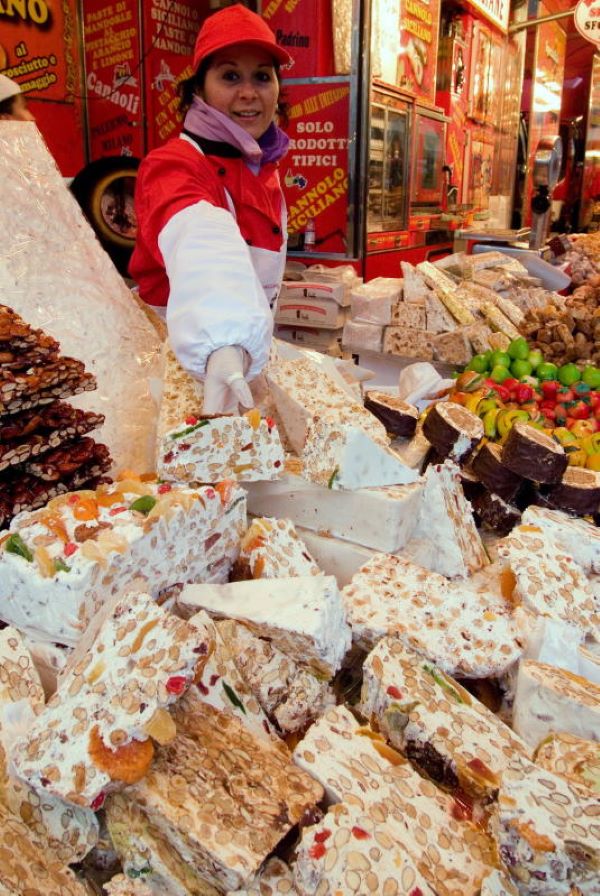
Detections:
466,354,490,374
536,362,559,382
508,337,530,360
582,366,600,389
490,364,511,384
511,359,533,379
557,363,581,387
527,349,544,371
489,350,512,370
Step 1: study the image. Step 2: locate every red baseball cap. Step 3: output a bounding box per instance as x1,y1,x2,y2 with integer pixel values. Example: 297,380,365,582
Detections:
192,4,292,72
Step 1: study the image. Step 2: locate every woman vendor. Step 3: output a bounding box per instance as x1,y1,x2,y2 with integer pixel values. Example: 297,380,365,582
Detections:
130,4,291,414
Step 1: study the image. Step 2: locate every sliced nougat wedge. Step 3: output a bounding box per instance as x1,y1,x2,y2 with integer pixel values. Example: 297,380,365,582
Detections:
0,799,92,896
177,575,351,678
232,516,322,580
512,659,600,748
535,732,600,796
216,619,335,734
293,706,498,896
294,802,437,896
497,525,600,641
407,460,488,579
11,592,213,808
359,637,531,800
0,628,98,864
174,611,276,742
226,858,295,896
107,702,323,894
342,553,522,678
493,755,600,896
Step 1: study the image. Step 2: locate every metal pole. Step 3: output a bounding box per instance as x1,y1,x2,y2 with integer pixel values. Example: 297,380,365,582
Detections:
509,9,574,33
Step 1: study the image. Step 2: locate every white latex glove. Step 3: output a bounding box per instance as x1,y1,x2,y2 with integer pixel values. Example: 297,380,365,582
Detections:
203,345,253,415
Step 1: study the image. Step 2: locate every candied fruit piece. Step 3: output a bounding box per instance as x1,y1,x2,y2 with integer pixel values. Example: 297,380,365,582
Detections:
88,726,154,785
143,708,177,745
244,408,261,430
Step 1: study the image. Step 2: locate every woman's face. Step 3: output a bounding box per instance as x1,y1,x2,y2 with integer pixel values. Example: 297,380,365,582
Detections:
201,45,279,140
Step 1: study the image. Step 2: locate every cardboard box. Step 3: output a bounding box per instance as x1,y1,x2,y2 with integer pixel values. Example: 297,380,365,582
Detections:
274,325,343,352
279,281,349,307
275,296,347,329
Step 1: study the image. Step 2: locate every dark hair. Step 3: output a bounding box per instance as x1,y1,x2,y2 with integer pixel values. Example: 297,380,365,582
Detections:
0,95,17,116
177,53,289,127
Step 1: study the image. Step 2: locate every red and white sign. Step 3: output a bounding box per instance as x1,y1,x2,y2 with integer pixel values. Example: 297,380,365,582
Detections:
465,0,510,34
574,0,600,49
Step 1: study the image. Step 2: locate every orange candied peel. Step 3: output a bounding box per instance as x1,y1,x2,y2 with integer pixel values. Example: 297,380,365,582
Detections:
88,726,154,784
96,489,125,508
72,498,99,522
215,479,235,505
500,568,517,604
511,820,556,853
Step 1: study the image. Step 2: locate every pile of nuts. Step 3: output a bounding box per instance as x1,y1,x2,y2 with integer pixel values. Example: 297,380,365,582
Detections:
520,280,600,367
564,233,600,285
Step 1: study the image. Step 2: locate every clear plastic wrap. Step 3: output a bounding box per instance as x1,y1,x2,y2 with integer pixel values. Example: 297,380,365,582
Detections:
0,123,163,473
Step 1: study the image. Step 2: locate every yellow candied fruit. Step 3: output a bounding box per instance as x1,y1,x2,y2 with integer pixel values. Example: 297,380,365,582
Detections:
41,514,69,543
96,490,125,508
143,708,177,745
72,498,99,522
232,463,254,474
140,472,158,482
483,611,497,622
500,568,517,604
86,661,105,685
81,540,108,567
116,469,141,482
96,530,129,555
118,479,150,496
131,619,159,654
34,546,55,579
517,525,541,533
244,408,261,430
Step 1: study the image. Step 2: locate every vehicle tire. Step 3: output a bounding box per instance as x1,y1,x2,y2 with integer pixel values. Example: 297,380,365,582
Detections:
70,158,139,274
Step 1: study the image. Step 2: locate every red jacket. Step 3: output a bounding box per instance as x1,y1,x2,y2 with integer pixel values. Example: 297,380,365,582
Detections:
130,134,286,379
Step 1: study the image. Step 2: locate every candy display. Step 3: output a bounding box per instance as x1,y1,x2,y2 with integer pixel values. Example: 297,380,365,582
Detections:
0,477,246,645
0,242,600,896
0,305,111,530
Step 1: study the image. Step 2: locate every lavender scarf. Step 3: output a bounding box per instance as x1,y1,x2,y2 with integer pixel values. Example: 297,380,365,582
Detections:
183,97,289,172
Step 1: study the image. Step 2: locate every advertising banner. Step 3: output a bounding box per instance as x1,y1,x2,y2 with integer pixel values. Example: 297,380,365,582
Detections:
262,0,334,78
397,0,441,103
141,0,204,149
83,0,144,159
283,81,350,255
464,0,510,34
0,0,85,173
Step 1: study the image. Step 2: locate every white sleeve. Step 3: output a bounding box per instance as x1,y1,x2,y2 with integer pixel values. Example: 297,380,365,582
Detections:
159,201,274,380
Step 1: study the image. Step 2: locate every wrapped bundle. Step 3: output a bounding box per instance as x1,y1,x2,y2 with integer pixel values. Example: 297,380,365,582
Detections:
390,300,426,328
245,470,424,553
341,318,383,352
382,325,434,359
350,279,401,325
177,575,351,678
432,329,472,365
425,289,458,333
342,553,522,678
0,477,246,645
11,591,213,808
232,516,322,580
293,706,498,895
106,701,323,894
512,660,600,748
494,756,600,895
359,637,531,800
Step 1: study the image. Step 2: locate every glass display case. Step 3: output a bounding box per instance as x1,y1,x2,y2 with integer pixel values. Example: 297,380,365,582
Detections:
367,91,410,233
411,108,446,208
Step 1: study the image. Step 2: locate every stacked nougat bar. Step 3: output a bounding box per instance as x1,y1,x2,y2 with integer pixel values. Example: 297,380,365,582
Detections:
0,305,111,527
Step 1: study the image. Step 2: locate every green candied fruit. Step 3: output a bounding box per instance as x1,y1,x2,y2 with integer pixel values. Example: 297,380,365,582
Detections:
222,681,246,714
4,533,33,562
54,558,71,573
129,495,157,515
170,419,210,440
423,663,465,704
327,466,339,489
